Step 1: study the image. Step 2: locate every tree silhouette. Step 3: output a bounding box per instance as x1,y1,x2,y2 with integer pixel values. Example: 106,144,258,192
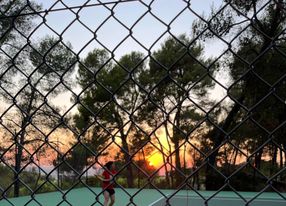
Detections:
76,49,146,188
139,34,215,187
0,36,76,196
194,0,286,190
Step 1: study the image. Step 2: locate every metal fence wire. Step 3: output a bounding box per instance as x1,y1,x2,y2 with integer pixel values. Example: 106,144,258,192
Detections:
0,0,286,205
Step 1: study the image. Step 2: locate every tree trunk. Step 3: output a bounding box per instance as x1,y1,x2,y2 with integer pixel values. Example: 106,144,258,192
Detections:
13,86,36,196
138,150,144,188
284,144,286,167
173,140,182,187
173,103,183,187
154,133,170,188
252,149,263,190
196,172,200,190
14,126,26,197
280,145,283,169
205,94,245,190
164,121,174,188
121,135,134,188
271,145,277,175
208,95,245,168
14,145,22,197
173,140,181,170
183,143,187,173
233,149,238,166
34,153,41,191
255,149,263,170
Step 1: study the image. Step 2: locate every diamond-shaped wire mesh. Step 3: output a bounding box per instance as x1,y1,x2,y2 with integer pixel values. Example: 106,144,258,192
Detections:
0,0,286,205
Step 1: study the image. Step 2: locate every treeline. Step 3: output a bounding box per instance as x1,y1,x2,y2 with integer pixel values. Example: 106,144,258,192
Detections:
0,0,286,198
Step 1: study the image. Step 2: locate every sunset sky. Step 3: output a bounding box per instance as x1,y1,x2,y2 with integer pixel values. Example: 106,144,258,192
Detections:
1,0,231,174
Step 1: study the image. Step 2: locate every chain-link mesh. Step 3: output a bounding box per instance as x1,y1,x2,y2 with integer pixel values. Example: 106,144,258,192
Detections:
0,0,286,205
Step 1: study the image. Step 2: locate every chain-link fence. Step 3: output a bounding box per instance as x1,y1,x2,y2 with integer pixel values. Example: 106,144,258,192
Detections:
0,0,286,205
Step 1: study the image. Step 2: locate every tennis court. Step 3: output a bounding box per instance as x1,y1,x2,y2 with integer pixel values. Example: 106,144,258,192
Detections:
1,187,166,206
2,188,285,206
149,193,286,206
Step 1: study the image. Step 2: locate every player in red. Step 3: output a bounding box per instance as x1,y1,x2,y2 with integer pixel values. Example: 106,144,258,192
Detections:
96,161,117,206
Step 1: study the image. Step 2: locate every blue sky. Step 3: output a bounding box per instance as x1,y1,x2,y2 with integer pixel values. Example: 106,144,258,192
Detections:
33,0,224,59
30,0,229,110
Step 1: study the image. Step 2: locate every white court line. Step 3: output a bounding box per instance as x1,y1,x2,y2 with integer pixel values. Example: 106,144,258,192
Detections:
171,196,286,202
148,194,286,206
148,194,170,206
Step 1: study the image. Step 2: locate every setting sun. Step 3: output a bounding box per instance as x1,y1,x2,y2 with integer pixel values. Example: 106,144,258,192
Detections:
148,152,163,168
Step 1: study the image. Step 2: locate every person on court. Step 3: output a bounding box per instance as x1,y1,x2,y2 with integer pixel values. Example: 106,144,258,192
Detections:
96,161,117,206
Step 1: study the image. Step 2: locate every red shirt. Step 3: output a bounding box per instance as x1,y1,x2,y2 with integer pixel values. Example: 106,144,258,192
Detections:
102,170,116,189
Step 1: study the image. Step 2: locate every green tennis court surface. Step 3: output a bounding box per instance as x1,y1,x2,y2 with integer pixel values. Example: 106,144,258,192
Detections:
2,188,285,206
149,194,286,206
